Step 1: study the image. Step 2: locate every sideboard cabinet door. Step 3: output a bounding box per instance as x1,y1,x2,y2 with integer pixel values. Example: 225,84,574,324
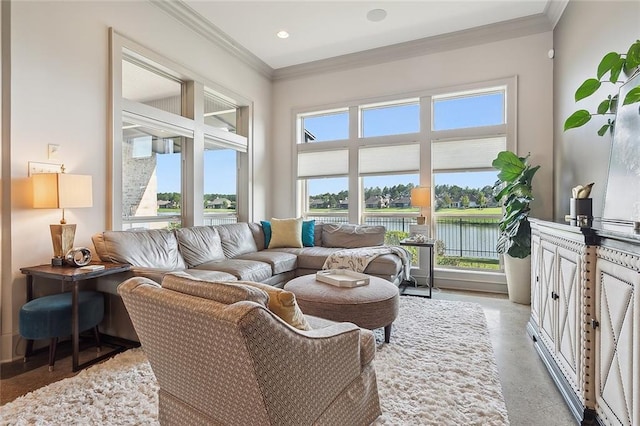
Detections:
594,247,639,426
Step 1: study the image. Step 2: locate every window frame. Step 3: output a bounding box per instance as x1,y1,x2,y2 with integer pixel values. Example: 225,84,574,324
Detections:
109,29,252,230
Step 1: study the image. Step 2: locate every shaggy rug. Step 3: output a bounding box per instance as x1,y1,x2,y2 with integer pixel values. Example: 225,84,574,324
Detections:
0,297,509,425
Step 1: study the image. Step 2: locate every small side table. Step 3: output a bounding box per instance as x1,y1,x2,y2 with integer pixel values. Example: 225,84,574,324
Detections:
20,262,131,371
399,239,434,298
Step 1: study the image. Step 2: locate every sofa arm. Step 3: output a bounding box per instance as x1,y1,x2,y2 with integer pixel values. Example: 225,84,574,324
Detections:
298,322,376,367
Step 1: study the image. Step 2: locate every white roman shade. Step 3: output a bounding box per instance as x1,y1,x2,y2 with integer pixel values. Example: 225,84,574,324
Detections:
359,144,420,176
298,149,349,178
432,137,506,171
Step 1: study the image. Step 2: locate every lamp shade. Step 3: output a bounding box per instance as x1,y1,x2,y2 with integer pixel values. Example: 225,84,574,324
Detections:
411,186,431,208
32,173,93,209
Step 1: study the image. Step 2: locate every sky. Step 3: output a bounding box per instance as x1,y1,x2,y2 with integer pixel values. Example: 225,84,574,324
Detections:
156,92,503,195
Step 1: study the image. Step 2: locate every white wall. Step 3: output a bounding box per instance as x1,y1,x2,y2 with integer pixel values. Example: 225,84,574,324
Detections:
272,32,555,221
553,0,640,220
1,1,271,361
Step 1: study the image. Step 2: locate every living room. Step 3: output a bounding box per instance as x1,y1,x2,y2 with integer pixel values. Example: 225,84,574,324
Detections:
1,0,639,424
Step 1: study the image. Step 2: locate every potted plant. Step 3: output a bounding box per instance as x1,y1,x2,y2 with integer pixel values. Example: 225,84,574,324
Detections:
492,151,540,304
564,39,640,136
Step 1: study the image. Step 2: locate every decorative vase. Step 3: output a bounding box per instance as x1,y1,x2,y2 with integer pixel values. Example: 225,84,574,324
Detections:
504,254,531,304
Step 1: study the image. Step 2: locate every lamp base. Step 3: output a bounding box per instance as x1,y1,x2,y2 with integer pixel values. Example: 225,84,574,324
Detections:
50,224,76,262
51,257,65,267
416,216,426,225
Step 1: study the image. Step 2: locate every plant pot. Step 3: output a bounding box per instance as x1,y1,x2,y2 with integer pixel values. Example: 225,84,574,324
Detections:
504,254,531,304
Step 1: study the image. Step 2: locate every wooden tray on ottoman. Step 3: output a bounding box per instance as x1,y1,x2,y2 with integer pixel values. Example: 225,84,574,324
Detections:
316,270,370,288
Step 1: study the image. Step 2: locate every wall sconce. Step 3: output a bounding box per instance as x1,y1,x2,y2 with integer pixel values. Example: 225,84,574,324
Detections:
411,186,431,225
31,172,93,266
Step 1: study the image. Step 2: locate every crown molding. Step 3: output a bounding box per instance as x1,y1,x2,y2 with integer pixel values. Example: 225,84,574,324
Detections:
544,0,570,29
150,0,274,80
273,14,554,81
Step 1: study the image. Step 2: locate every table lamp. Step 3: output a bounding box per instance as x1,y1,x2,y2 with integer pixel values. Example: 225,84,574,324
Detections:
32,172,93,266
411,186,431,225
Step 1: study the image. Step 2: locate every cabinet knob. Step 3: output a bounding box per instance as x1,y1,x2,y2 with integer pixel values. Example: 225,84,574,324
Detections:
551,291,560,300
591,319,600,329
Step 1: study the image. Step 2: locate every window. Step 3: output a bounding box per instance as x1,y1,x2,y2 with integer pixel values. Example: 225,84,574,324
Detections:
432,90,504,131
111,32,250,230
360,100,419,137
301,110,349,142
295,78,514,277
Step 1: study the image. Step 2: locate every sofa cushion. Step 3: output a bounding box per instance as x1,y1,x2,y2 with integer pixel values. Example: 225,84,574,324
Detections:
93,229,186,270
236,281,310,330
234,250,298,275
322,224,385,248
162,272,268,306
174,226,225,267
268,218,303,248
216,223,259,258
248,222,266,250
193,259,272,282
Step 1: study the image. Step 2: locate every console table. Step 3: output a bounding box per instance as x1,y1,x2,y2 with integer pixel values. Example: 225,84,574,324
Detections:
528,219,640,426
21,262,132,371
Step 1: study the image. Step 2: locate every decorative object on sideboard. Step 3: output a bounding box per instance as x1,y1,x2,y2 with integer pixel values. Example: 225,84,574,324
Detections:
564,39,640,136
492,150,540,304
601,70,640,225
410,186,430,225
31,166,93,266
569,182,594,225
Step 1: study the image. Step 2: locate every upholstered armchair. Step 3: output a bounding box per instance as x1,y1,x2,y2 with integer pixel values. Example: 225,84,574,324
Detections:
118,276,381,426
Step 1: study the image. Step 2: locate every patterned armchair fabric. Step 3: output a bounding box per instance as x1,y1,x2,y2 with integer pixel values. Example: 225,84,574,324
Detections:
118,277,381,426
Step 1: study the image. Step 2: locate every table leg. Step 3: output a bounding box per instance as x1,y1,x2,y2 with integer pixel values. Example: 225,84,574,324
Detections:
429,245,434,298
24,275,34,359
71,282,79,372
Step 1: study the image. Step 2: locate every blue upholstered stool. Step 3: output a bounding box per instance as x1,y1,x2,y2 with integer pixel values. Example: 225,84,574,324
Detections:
19,291,104,371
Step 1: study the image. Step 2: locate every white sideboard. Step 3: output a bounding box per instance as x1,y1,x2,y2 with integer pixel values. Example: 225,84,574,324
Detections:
528,219,639,426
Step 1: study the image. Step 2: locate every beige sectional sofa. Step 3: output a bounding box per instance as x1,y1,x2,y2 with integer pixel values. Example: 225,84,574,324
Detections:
91,221,407,340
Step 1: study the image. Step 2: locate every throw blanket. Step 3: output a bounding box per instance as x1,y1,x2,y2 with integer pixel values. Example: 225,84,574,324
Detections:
322,246,411,280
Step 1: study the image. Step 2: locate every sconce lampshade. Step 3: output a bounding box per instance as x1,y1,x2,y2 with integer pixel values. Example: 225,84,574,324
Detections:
411,186,431,225
32,173,93,265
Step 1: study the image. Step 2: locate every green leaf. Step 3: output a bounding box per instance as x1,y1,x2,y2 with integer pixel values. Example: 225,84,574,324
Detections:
597,124,611,136
622,86,640,105
564,110,591,131
491,151,525,183
625,40,640,69
597,52,621,79
575,79,601,101
610,57,625,83
597,99,611,114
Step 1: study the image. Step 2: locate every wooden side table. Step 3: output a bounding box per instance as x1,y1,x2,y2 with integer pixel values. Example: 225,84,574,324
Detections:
20,262,131,371
399,239,434,298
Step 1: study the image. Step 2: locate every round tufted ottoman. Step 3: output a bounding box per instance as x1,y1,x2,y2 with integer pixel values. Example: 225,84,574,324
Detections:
284,274,399,343
19,291,104,371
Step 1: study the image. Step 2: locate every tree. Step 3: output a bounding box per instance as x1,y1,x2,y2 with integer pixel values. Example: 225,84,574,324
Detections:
461,194,470,209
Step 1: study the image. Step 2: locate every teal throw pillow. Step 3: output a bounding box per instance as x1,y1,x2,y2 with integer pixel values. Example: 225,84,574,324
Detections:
261,221,272,248
302,220,315,247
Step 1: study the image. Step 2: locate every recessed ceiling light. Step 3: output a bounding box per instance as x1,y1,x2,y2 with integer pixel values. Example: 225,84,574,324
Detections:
367,9,387,22
276,30,290,39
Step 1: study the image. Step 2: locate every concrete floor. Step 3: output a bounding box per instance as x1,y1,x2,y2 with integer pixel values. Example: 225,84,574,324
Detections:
1,289,577,425
437,288,576,426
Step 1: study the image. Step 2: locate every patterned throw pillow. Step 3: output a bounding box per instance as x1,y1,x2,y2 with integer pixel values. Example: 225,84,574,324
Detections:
268,217,303,248
237,281,311,331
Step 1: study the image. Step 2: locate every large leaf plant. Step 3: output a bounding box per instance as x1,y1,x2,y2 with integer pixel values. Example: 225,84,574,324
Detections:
492,151,540,259
565,39,640,136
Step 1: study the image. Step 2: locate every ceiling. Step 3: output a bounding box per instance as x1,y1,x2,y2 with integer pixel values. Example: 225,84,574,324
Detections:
182,1,563,70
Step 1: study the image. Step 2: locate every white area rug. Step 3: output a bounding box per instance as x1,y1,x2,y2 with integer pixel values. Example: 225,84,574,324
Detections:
1,297,509,425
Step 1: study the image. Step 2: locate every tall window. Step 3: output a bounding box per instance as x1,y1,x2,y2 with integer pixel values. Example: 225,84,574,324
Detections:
111,32,250,230
295,80,515,274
